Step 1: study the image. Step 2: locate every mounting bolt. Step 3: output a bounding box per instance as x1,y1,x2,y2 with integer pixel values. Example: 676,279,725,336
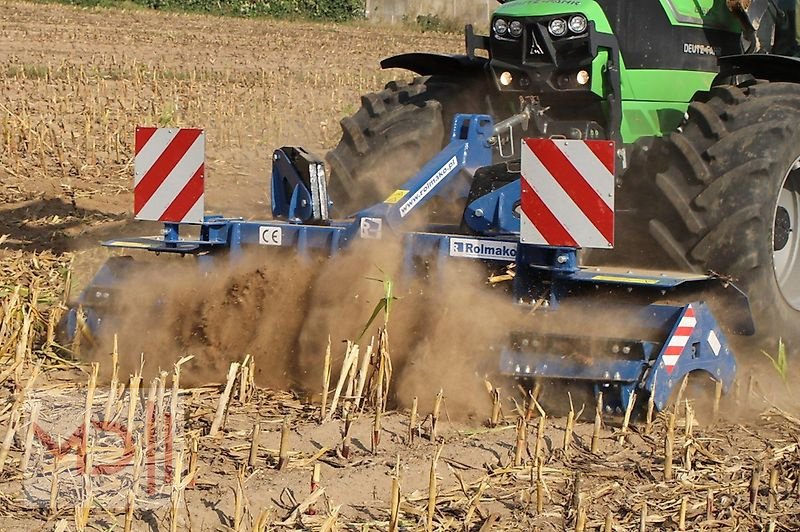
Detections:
475,208,484,218
556,254,568,264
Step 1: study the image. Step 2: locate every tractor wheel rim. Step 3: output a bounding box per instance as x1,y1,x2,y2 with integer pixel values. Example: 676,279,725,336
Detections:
773,157,800,310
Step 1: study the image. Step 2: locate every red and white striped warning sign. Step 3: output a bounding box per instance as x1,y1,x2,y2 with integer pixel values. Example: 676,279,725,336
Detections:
520,138,615,248
662,305,696,374
134,127,204,223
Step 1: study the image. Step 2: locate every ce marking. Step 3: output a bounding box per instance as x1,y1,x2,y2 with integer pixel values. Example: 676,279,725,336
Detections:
258,226,282,246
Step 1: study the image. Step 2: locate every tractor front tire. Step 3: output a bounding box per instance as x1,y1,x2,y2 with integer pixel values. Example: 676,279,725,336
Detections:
326,75,489,216
640,81,800,355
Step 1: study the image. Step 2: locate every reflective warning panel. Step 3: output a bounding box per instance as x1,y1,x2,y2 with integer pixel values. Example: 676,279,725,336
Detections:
134,127,204,223
520,138,614,249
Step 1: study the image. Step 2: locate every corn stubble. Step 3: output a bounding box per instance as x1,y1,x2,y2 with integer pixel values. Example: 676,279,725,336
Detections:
1,4,800,530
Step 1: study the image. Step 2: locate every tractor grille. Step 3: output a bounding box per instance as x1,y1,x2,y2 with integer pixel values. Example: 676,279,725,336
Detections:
525,23,552,63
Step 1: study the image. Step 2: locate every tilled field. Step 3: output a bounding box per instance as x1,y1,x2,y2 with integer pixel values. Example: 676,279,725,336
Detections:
1,2,800,531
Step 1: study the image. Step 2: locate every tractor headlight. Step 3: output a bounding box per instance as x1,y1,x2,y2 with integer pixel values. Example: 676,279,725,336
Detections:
509,20,523,38
548,18,567,37
493,18,508,36
568,14,587,34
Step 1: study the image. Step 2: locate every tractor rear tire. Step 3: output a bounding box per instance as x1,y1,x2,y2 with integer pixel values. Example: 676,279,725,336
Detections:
325,75,491,216
633,81,800,355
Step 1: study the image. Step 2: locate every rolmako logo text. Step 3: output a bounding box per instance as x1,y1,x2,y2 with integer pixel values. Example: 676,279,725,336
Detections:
450,238,517,261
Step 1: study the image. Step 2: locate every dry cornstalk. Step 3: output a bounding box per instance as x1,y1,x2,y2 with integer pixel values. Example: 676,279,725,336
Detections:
188,433,199,488
712,379,723,424
239,363,250,405
514,416,527,466
306,463,321,516
49,440,62,517
319,505,341,532
375,328,393,408
575,506,587,532
464,481,488,527
156,370,168,443
311,463,321,493
325,342,358,422
353,336,374,412
0,286,20,346
209,362,241,437
684,401,694,471
372,345,384,454
768,465,779,512
675,375,689,417
604,510,614,532
14,304,33,378
20,401,40,474
249,421,261,468
170,451,184,532
639,500,648,532
431,388,443,442
426,446,443,531
534,405,546,461
706,488,714,521
750,461,764,513
525,389,539,421
238,354,251,404
343,345,360,415
103,335,119,422
489,387,502,427
571,471,583,512
372,394,382,454
618,392,636,445
341,411,353,460
247,356,255,400
408,396,418,446
124,439,142,532
684,399,694,437
645,382,656,435
234,466,246,532
563,392,575,454
126,375,142,445
144,380,158,495
535,456,544,514
664,411,676,481
0,399,22,474
591,392,603,454
71,306,85,356
320,337,332,422
277,416,290,470
678,496,687,531
170,356,192,456
252,509,272,532
572,472,584,525
82,363,99,460
75,438,93,531
389,456,400,532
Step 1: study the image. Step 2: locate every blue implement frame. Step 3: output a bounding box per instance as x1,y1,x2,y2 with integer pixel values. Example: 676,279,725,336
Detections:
70,113,748,415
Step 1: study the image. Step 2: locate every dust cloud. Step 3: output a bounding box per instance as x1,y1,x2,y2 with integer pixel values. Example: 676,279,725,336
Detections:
94,239,518,416
90,239,800,421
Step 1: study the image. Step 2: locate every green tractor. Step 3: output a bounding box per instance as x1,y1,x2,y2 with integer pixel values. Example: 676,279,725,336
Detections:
326,0,800,355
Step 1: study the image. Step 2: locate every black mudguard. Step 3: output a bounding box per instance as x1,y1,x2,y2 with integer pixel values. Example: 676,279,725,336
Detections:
380,53,488,78
718,54,800,84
